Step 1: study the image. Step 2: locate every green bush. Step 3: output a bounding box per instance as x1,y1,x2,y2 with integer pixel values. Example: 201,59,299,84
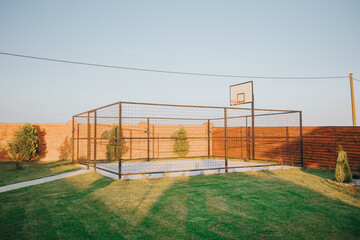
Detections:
8,123,39,169
106,125,126,160
334,145,352,183
171,126,189,157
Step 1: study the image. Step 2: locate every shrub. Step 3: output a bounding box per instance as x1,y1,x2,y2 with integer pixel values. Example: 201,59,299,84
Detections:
8,123,39,169
171,126,189,157
106,125,126,160
334,145,352,183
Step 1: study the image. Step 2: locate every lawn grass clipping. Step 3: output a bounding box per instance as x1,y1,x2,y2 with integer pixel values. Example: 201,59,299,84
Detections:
0,168,359,240
0,160,80,186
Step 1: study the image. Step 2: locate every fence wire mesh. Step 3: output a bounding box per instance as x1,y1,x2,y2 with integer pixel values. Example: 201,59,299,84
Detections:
73,102,302,179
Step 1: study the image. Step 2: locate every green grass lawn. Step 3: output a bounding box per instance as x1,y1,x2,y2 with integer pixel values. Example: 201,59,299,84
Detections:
0,168,359,239
0,160,80,186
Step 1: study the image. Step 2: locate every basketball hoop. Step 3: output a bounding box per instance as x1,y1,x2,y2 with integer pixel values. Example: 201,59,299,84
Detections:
229,81,253,106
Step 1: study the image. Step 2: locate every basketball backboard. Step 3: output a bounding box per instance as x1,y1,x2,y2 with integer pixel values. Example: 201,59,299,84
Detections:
230,81,253,106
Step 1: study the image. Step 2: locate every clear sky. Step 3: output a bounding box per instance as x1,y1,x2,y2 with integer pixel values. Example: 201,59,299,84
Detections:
0,0,359,126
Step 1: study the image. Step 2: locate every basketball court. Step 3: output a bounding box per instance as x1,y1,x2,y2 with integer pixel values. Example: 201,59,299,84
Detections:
73,81,303,180
82,158,296,180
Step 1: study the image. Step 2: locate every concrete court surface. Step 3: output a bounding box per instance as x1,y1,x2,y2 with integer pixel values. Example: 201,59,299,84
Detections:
81,158,296,180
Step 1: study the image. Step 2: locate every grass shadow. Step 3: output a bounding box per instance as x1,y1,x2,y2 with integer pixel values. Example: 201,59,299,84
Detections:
134,170,360,239
1,169,360,239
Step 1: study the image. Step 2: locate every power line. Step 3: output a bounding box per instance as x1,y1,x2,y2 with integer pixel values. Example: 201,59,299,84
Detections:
353,77,360,82
0,51,349,80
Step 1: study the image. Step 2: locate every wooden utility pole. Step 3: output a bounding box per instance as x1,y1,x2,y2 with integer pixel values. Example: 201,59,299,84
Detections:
350,73,356,126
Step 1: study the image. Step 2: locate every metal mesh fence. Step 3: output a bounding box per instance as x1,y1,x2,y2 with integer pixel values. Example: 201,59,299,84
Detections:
73,102,302,180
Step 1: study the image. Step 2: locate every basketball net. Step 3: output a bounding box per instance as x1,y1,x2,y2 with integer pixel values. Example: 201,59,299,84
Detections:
230,100,244,105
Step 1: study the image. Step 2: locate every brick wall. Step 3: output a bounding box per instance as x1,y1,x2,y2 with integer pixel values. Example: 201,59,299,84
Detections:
0,121,210,161
0,121,72,161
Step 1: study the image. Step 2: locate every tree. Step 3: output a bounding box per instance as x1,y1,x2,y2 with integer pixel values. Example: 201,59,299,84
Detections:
335,145,352,183
8,123,39,169
58,136,72,160
171,126,189,157
106,125,126,160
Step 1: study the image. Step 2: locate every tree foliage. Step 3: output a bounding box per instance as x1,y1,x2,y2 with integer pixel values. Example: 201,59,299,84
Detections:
171,126,189,157
335,145,352,183
101,130,111,139
8,123,39,169
106,125,126,160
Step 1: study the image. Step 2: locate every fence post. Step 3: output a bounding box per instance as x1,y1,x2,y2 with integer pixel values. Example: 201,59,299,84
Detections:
87,112,90,170
251,99,255,160
300,111,303,167
94,110,97,172
72,116,75,164
77,123,79,161
285,127,289,165
246,116,249,160
118,102,122,180
240,123,243,159
147,118,150,161
224,108,228,173
157,135,160,158
152,125,155,159
208,119,211,158
130,129,133,159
